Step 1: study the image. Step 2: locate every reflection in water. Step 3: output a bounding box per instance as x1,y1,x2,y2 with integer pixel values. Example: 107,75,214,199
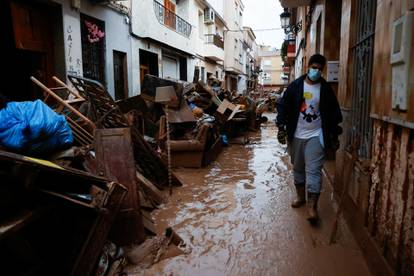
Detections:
129,113,370,276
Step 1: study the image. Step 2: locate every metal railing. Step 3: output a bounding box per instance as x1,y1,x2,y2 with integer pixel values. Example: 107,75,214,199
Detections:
205,34,224,49
153,0,192,38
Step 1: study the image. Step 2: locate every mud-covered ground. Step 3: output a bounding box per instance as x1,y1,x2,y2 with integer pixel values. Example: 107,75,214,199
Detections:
131,113,371,276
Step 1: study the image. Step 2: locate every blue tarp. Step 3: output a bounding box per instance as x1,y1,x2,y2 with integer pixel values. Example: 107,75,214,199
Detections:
0,100,73,154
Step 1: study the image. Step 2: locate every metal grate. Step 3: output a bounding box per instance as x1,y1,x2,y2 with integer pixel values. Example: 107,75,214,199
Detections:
80,14,106,84
349,0,377,158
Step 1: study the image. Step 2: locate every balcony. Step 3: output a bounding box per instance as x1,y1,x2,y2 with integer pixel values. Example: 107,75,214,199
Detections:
286,40,296,64
204,34,225,61
280,0,311,7
153,0,192,38
205,34,224,49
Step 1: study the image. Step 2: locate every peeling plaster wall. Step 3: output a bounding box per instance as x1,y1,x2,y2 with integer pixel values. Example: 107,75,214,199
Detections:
368,120,414,275
334,1,414,275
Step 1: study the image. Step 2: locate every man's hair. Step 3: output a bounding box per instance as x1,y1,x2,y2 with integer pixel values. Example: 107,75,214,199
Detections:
308,54,326,67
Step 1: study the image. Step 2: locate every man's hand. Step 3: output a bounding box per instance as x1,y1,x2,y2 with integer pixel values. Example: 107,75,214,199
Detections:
277,126,287,145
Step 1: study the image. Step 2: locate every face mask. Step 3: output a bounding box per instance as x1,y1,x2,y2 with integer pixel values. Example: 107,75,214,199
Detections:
307,68,321,81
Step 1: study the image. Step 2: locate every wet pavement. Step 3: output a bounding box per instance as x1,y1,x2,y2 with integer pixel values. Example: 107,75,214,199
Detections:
131,113,371,276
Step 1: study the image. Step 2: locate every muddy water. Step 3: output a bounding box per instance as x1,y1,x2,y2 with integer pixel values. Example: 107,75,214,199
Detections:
132,113,371,276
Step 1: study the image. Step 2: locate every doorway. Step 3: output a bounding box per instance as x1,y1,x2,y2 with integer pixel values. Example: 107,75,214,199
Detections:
179,57,187,81
113,50,128,100
1,1,64,101
162,55,179,79
139,49,159,84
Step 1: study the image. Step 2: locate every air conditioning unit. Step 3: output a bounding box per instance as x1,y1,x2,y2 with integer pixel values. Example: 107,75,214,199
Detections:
204,8,215,24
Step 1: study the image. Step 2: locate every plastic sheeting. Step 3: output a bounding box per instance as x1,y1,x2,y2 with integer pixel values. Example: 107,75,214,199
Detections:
0,100,73,154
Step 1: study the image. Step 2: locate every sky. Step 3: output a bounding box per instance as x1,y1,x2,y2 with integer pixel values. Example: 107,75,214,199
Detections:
243,0,285,49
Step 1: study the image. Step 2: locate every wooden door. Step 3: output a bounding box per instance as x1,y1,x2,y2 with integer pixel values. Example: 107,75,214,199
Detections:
164,0,176,29
95,128,145,245
9,1,55,97
140,65,150,85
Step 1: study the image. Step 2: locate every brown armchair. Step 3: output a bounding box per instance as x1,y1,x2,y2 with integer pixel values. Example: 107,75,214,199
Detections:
166,123,211,168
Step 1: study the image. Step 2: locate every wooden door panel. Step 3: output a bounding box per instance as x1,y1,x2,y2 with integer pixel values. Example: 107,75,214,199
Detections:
10,2,48,52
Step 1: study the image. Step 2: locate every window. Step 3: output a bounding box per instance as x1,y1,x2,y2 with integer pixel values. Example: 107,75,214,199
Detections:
201,66,205,82
239,11,243,26
80,13,106,83
234,39,238,49
349,0,377,157
198,11,204,39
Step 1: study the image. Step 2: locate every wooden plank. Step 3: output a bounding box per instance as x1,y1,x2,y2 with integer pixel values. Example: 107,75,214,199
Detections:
139,190,156,210
40,190,106,211
136,171,165,205
141,210,154,224
143,215,156,236
71,182,127,276
0,209,41,241
0,150,109,191
95,128,145,245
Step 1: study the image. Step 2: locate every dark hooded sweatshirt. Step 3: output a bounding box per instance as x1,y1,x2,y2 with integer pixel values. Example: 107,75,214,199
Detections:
276,75,343,150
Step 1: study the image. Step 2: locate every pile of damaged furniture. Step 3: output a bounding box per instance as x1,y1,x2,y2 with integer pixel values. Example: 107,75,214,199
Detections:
139,74,265,168
0,73,264,275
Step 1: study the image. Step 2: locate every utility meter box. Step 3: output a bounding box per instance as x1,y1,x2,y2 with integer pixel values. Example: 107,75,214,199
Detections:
391,11,413,111
327,61,339,82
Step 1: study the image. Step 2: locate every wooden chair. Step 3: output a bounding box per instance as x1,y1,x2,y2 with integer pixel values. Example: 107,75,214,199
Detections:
31,76,95,146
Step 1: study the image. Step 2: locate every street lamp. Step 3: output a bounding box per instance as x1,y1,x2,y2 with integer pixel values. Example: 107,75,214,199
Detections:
280,8,302,35
280,8,291,30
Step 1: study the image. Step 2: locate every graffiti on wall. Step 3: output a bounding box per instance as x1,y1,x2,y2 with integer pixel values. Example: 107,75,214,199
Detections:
66,24,81,76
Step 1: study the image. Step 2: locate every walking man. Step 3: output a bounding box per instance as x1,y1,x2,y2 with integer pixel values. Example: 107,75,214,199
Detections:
276,54,342,224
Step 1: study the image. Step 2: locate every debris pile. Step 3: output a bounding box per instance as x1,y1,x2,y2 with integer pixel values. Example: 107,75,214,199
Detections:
0,73,265,275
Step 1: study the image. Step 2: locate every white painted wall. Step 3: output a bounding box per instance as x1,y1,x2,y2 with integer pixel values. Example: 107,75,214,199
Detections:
224,0,244,73
131,0,196,55
56,0,134,99
206,0,224,18
176,0,190,21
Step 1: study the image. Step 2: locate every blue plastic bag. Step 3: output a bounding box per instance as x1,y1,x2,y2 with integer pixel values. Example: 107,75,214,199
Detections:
221,134,229,146
0,100,73,154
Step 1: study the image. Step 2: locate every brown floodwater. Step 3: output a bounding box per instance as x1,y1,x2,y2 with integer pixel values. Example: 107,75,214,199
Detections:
129,113,371,276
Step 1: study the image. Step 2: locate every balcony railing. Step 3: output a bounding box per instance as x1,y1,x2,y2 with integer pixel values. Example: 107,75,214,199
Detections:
205,34,224,49
153,0,192,38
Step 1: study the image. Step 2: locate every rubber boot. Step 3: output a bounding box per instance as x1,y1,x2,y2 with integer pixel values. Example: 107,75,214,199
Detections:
291,185,306,208
307,193,320,225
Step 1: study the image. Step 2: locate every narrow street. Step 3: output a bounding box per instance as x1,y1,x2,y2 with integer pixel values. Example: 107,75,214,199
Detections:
1,0,413,274
131,113,371,276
